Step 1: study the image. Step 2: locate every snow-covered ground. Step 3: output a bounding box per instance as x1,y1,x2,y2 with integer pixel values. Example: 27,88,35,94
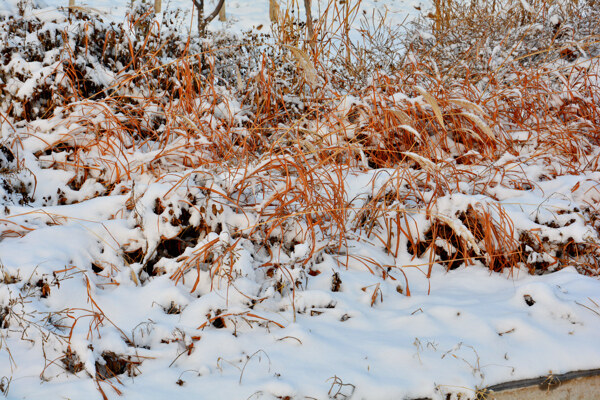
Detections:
1,0,600,399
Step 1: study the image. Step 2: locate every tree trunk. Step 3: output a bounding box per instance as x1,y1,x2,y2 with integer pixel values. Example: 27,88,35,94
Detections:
192,0,225,35
205,0,225,24
154,0,161,12
218,0,226,21
304,0,315,51
192,0,205,34
269,0,279,23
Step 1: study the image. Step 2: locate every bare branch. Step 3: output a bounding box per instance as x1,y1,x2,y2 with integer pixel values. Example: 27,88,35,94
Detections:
205,0,226,25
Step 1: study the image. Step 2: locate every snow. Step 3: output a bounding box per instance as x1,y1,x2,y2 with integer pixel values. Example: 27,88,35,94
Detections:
2,176,600,399
0,0,426,34
1,0,600,399
2,240,600,400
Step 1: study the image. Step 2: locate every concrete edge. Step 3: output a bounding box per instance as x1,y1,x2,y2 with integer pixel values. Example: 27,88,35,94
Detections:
481,369,600,400
409,368,600,400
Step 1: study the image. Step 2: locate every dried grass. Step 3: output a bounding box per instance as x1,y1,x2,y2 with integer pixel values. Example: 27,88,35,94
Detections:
1,0,600,393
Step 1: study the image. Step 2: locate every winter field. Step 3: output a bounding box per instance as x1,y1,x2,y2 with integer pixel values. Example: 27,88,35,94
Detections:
0,0,600,399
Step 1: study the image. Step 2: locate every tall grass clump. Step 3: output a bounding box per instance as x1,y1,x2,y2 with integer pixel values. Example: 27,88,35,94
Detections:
0,0,600,392
2,0,599,280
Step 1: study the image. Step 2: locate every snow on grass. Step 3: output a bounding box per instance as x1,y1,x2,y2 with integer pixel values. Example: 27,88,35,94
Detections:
0,0,599,399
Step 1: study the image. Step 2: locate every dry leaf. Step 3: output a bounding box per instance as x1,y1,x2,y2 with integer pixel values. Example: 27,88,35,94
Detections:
234,64,244,92
415,86,445,130
434,214,482,255
390,108,413,125
398,125,422,142
284,45,318,84
460,112,496,142
448,98,486,115
402,151,437,171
